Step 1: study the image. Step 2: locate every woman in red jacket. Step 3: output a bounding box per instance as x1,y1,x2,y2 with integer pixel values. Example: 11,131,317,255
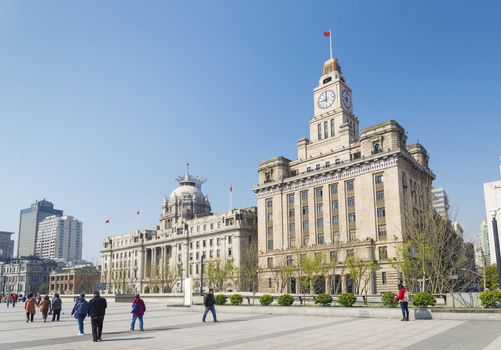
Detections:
130,294,146,331
395,284,410,321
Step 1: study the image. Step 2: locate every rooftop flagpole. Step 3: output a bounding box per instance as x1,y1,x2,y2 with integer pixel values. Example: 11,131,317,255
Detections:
329,29,333,59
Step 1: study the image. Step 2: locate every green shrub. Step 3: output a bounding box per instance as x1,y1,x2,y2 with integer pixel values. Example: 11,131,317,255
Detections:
230,294,243,305
314,293,333,306
215,294,228,305
259,294,273,306
480,290,501,308
337,293,357,307
277,294,294,306
412,292,436,308
381,292,398,308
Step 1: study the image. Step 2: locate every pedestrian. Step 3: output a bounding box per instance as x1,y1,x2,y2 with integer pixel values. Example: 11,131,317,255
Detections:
6,294,12,308
88,291,107,342
39,295,51,323
130,294,146,331
71,293,89,335
24,293,36,323
395,283,410,321
202,288,218,323
12,293,18,307
51,293,62,322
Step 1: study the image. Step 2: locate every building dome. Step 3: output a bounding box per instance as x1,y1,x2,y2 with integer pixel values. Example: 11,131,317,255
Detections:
162,166,211,220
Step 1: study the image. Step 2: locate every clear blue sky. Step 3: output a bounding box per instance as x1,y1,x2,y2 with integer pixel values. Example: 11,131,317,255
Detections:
1,1,500,263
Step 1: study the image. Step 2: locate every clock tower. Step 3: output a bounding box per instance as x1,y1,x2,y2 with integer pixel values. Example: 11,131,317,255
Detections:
309,57,359,145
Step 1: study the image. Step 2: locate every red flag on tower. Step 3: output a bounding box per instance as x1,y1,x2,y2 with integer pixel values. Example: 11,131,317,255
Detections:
323,31,330,37
230,184,233,192
136,210,140,215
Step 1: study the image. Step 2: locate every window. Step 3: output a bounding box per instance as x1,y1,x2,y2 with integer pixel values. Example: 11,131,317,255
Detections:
267,240,273,251
331,200,339,210
330,184,338,194
196,252,199,260
348,213,356,223
325,161,330,168
315,164,321,171
330,250,337,262
289,223,295,234
228,248,232,256
324,121,329,139
316,218,324,229
209,239,213,247
267,257,273,269
317,123,322,140
332,216,339,225
266,199,273,208
346,249,354,258
307,166,312,172
302,206,308,215
330,119,335,137
301,191,308,201
373,142,382,154
315,187,323,198
382,272,387,285
316,203,323,212
196,241,200,248
267,213,273,221
375,175,384,184
302,221,309,230
268,278,272,288
288,208,295,217
302,235,309,246
348,229,356,241
196,264,199,274
203,240,206,248
228,236,232,244
377,207,386,218
288,194,295,205
286,255,293,266
217,249,220,257
346,181,354,191
332,232,340,242
376,191,385,201
317,233,325,245
379,246,388,260
347,196,355,207
378,225,387,240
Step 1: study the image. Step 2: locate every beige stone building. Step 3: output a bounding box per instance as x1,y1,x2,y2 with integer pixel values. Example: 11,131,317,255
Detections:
101,170,257,294
253,55,435,294
49,265,101,295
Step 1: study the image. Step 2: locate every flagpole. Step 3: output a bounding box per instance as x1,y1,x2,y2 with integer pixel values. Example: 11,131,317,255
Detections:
136,211,139,231
230,184,233,211
329,29,333,59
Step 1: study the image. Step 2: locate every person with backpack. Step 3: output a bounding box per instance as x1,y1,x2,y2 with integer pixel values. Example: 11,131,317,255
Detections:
395,283,410,321
202,288,218,323
71,293,89,335
51,293,62,322
130,294,146,331
39,295,51,323
88,291,107,342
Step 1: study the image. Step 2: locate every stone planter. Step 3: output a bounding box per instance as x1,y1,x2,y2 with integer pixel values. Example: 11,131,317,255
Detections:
414,308,433,320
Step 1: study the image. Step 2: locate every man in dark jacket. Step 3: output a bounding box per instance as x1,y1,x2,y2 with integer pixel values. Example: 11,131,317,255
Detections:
88,291,107,342
51,293,62,322
202,288,218,323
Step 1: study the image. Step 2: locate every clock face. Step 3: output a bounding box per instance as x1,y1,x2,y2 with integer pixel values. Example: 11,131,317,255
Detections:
342,90,352,109
317,90,335,109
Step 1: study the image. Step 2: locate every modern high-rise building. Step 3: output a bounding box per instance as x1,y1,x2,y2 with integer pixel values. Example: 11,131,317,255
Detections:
17,200,63,257
432,188,450,219
35,215,83,262
474,220,491,268
0,231,15,260
483,178,501,265
253,54,434,294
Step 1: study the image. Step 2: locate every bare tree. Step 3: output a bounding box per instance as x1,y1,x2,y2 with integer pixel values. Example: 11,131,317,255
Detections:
240,240,260,303
345,256,377,305
206,259,238,292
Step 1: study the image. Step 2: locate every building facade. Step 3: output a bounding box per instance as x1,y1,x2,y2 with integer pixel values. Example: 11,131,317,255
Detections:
18,200,63,257
101,170,258,294
0,231,14,260
49,265,100,295
483,178,501,265
35,215,83,262
253,55,434,294
474,220,491,268
0,256,59,295
432,188,450,219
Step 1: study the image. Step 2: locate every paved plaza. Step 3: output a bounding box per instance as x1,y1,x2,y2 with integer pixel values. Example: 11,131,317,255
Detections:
1,302,501,350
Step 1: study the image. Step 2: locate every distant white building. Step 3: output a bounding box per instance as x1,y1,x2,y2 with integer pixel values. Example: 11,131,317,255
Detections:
474,220,491,268
483,180,501,265
432,188,450,218
35,215,83,262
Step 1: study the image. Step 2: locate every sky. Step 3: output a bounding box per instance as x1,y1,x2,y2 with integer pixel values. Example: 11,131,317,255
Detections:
1,0,500,263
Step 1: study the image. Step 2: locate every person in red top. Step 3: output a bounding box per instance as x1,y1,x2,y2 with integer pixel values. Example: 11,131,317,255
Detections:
12,293,18,307
130,294,146,331
395,283,410,321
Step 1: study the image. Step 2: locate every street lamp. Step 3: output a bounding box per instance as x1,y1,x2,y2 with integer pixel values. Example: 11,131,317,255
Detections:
489,208,501,290
461,268,486,290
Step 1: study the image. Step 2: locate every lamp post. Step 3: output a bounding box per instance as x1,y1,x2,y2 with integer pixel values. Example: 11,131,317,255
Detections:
490,209,501,290
200,254,205,296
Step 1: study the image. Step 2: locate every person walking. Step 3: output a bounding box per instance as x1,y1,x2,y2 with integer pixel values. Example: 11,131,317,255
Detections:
39,295,51,323
24,293,36,323
6,294,12,308
395,283,410,321
51,293,62,322
12,293,18,307
130,294,146,331
88,291,107,342
71,293,89,335
202,288,218,323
